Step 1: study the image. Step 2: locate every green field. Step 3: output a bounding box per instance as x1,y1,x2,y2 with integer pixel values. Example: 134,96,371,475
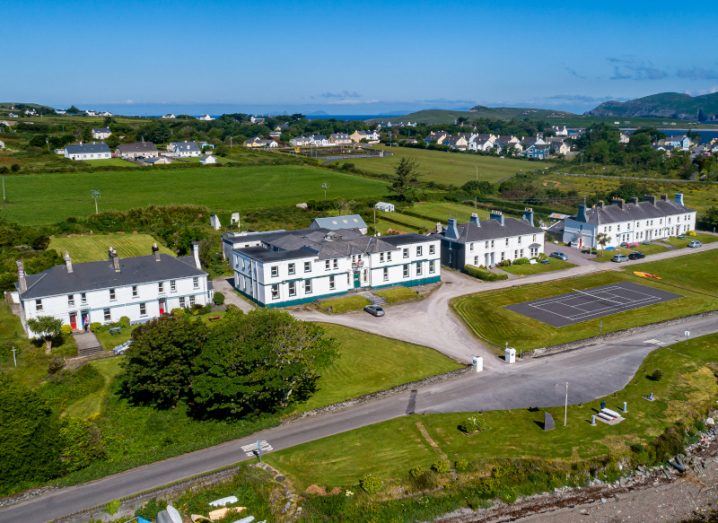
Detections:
49,233,174,262
452,250,718,351
0,165,388,225
341,146,546,186
408,201,490,222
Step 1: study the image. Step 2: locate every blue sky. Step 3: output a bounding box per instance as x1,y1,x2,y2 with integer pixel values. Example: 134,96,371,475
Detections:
2,0,718,114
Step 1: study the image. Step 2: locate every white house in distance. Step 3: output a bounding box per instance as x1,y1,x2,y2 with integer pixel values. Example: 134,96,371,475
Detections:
91,127,112,140
167,140,201,157
375,202,395,212
14,244,212,337
349,130,380,143
64,142,111,161
117,142,159,160
562,193,697,249
229,227,440,307
198,114,214,121
436,209,545,269
200,154,217,165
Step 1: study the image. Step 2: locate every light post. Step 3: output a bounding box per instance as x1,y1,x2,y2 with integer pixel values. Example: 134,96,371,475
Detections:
321,182,329,200
90,189,101,214
11,347,17,367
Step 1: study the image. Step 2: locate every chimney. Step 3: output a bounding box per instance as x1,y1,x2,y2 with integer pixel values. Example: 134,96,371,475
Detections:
597,200,605,209
675,192,685,206
16,260,27,293
643,195,657,206
612,198,625,209
192,242,202,270
660,194,668,201
629,196,639,205
445,218,459,240
152,243,160,262
109,247,120,272
470,213,481,227
489,210,505,226
435,222,444,234
522,208,534,227
64,251,73,273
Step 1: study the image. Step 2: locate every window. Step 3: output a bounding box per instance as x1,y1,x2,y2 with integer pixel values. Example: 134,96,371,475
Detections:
271,266,279,277
304,261,311,273
387,251,392,262
103,308,111,321
403,264,410,278
329,275,335,290
109,288,116,300
35,299,43,311
517,236,522,244
193,277,199,289
305,279,312,294
469,242,474,252
505,238,509,246
403,248,409,259
132,286,138,298
189,295,196,306
429,260,436,274
520,249,524,258
158,282,164,294
271,284,279,300
429,244,435,255
416,262,423,276
380,253,385,263
170,280,176,292
67,294,75,307
485,241,489,248
81,292,87,304
416,246,423,256
474,256,479,265
179,297,186,308
288,263,295,275
501,252,505,261
288,281,296,297
139,302,147,316
532,234,536,242
325,260,330,271
333,258,338,269
383,267,389,281
490,240,495,248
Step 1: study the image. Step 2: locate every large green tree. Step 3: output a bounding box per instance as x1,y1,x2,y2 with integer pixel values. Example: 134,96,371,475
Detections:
190,309,336,419
390,157,421,202
119,315,208,408
27,316,63,353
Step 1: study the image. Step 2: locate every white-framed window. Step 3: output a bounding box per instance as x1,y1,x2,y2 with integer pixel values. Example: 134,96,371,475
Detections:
109,288,116,300
383,267,389,281
505,238,509,246
474,256,479,265
271,266,279,277
288,263,295,275
416,246,423,256
380,252,385,262
329,275,335,290
193,277,199,289
429,260,436,274
81,292,87,304
67,294,74,307
387,251,392,262
189,295,196,306
304,261,311,273
158,282,164,294
35,299,43,311
485,241,489,248
429,244,435,255
469,243,474,251
139,302,147,316
288,281,296,297
333,258,338,269
103,308,111,321
271,284,279,300
324,260,330,271
132,285,138,298
416,262,423,276
305,279,312,294
170,280,176,292
403,264,409,278
403,248,409,259
179,297,186,308
501,252,505,261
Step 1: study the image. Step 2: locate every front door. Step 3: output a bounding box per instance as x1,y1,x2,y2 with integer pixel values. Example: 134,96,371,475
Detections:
159,298,166,315
353,272,360,289
81,311,90,331
69,312,77,330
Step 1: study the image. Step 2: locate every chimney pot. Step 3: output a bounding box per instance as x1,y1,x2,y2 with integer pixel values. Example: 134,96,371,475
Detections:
152,243,160,262
192,242,202,270
470,213,481,227
64,251,73,273
16,260,27,293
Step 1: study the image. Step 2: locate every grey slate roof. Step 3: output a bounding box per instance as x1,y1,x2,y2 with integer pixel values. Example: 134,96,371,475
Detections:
169,141,201,152
92,127,111,133
439,217,541,243
65,142,110,154
311,214,367,231
381,233,436,246
117,142,158,154
19,254,205,299
576,198,693,226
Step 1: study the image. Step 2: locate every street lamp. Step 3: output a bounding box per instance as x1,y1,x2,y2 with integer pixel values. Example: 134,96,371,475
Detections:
321,182,329,200
90,189,101,214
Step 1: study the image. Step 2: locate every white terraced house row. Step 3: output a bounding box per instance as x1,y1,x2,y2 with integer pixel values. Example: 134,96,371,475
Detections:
563,193,697,249
63,142,111,161
13,244,212,337
227,227,440,307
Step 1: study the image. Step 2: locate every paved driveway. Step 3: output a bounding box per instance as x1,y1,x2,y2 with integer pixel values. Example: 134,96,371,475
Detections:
212,277,255,313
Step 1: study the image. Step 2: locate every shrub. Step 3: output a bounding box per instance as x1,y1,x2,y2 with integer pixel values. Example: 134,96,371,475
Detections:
213,291,225,306
497,259,512,267
119,316,131,328
408,467,437,490
105,500,121,516
455,458,473,472
458,415,482,434
60,324,72,336
463,265,508,281
48,356,65,375
359,474,383,495
60,418,106,472
89,322,102,332
630,443,645,454
431,459,452,474
647,369,663,381
513,257,530,265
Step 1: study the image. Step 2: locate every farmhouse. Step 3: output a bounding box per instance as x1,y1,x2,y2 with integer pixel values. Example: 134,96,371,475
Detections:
117,142,159,159
230,227,440,307
167,140,201,157
350,130,380,143
200,154,217,165
244,137,278,148
375,201,395,212
63,142,111,161
436,209,544,269
91,127,112,140
14,244,212,337
562,193,697,249
329,133,352,145
141,156,173,166
162,113,176,119
311,214,368,234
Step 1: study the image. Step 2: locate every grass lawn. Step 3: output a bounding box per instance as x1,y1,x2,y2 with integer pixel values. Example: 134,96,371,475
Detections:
408,201,490,222
501,258,575,275
295,324,462,411
593,242,669,262
663,232,718,249
0,165,388,225
452,250,718,352
374,286,422,304
266,333,718,495
83,159,138,168
342,146,546,186
374,218,419,235
317,294,371,314
377,211,436,233
49,232,174,262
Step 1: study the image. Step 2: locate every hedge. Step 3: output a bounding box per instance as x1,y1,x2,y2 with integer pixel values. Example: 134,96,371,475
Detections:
463,265,508,281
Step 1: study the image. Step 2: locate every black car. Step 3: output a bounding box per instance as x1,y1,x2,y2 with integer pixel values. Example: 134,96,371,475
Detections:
628,251,645,260
364,304,385,317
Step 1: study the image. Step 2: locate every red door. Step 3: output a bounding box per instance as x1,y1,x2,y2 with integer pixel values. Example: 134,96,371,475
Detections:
69,312,77,330
159,299,166,315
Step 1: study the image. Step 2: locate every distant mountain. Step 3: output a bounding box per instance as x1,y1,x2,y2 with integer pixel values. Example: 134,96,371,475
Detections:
370,106,575,125
588,92,718,121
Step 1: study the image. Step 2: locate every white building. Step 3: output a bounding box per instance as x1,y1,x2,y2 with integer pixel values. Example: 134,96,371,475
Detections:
375,202,395,212
162,113,176,119
92,127,112,140
14,244,212,337
198,114,214,121
167,140,202,157
200,154,217,165
329,133,352,145
350,130,380,143
562,194,697,249
230,228,440,307
63,142,111,161
436,209,545,269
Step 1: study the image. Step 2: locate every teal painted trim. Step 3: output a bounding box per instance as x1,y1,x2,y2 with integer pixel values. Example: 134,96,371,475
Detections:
265,289,350,308
371,275,441,290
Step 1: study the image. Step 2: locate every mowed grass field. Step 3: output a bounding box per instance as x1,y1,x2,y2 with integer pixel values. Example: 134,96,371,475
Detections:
452,250,718,351
0,165,388,225
49,233,173,262
341,146,545,186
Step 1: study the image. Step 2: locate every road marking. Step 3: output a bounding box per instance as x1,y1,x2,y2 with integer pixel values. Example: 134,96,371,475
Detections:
643,338,664,346
241,440,273,457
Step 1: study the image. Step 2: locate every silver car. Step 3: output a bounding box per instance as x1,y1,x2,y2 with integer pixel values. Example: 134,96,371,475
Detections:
364,304,385,317
112,340,133,355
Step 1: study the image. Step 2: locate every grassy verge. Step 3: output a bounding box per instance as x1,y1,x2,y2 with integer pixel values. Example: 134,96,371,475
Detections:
317,295,371,314
452,250,718,351
265,333,718,521
501,258,575,275
374,286,423,304
663,232,718,249
49,233,173,262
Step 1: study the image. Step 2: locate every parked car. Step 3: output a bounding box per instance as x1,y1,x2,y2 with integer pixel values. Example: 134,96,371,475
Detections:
364,304,385,317
628,251,645,260
611,254,629,263
688,240,702,248
113,340,133,355
550,251,568,261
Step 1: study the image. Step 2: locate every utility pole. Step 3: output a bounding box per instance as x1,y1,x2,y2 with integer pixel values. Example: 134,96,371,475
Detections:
11,347,17,367
563,382,569,427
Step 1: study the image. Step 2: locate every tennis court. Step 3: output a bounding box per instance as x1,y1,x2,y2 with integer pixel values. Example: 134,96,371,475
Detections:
506,281,680,327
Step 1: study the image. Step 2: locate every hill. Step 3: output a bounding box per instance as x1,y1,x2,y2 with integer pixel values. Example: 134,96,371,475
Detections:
371,106,575,125
588,92,718,121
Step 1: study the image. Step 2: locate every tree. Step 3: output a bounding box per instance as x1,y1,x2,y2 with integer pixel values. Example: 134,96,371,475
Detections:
27,316,63,353
190,309,336,419
596,232,611,253
390,157,421,202
119,315,208,408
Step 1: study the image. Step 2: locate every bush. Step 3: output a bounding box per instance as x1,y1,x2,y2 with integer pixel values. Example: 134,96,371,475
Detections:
648,369,663,381
455,459,473,472
497,259,512,267
463,265,508,281
513,257,530,265
60,418,106,472
629,443,645,454
458,415,482,434
60,324,72,336
48,356,65,375
431,459,452,474
359,474,383,495
408,467,437,490
119,316,131,328
213,291,225,306
89,322,102,332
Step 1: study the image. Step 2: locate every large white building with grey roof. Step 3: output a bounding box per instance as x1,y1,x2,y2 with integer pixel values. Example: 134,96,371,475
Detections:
230,227,440,307
14,244,211,337
64,142,111,161
436,209,544,269
563,193,696,249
